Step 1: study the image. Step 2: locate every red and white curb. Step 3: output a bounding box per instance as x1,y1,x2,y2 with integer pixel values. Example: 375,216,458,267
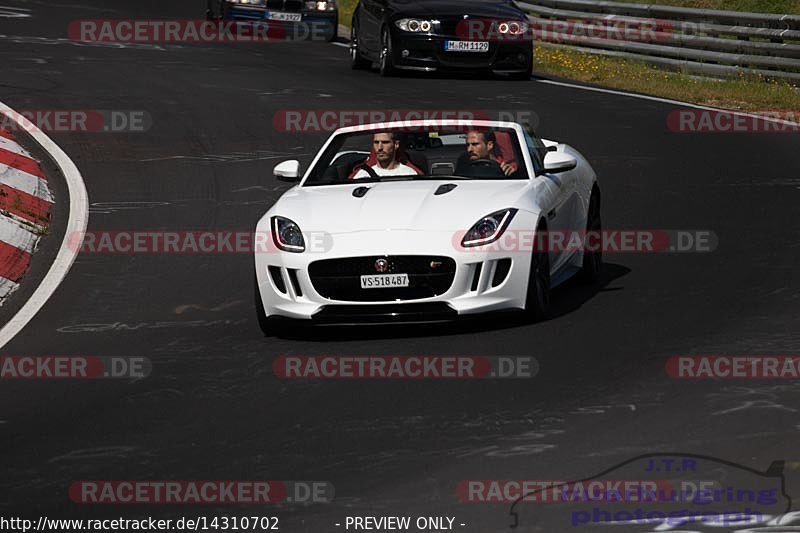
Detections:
0,103,87,350
0,128,53,302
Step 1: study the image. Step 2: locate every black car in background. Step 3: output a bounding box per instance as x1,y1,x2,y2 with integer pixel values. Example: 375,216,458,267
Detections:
207,0,338,41
350,0,533,78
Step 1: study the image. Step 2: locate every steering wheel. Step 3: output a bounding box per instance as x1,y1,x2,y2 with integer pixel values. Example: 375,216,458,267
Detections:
469,158,503,170
467,157,506,178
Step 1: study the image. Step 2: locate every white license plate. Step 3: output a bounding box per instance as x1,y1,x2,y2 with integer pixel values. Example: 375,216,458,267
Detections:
268,11,302,21
444,40,489,52
360,274,410,289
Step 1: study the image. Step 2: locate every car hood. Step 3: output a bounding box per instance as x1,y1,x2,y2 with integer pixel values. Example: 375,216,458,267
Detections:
271,180,532,234
389,0,525,19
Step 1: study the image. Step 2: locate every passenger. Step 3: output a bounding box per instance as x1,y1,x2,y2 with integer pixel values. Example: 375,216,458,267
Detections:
351,132,421,179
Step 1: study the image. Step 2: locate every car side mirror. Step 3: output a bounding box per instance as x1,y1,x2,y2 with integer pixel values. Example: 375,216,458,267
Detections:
543,151,577,174
274,160,301,181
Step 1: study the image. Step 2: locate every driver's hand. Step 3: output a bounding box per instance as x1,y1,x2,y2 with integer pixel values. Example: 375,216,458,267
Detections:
500,162,515,176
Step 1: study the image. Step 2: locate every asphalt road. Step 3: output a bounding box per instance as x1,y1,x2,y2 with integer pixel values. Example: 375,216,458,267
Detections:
1,1,799,531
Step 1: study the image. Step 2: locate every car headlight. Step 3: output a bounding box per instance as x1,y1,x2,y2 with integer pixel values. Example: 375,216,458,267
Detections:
395,18,436,32
272,216,305,252
227,0,266,6
497,20,528,35
462,209,517,247
305,0,336,11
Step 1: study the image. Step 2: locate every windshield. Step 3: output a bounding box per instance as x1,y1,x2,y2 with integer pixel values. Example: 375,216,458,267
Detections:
303,126,529,186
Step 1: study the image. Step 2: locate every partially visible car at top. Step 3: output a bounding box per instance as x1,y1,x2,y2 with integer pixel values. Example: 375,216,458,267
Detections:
207,0,338,42
349,0,533,78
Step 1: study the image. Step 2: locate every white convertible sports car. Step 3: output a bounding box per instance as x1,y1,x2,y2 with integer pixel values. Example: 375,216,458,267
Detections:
254,120,600,332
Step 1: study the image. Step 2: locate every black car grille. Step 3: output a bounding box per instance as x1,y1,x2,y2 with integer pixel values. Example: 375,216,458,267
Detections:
437,16,466,37
267,0,302,12
308,256,456,302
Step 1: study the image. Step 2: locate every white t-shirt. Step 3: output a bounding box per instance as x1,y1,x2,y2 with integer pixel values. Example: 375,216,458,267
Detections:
352,162,418,179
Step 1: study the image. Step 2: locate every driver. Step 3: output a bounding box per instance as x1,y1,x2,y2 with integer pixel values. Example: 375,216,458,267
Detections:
350,132,421,179
465,129,517,177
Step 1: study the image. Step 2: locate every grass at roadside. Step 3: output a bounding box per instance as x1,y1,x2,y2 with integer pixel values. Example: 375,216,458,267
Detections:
339,0,357,27
608,0,800,15
535,46,800,112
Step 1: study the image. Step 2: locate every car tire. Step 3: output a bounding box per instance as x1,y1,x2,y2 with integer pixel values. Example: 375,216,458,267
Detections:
350,23,370,69
524,222,551,321
254,275,275,336
379,28,396,77
206,0,222,20
579,186,602,284
511,58,533,81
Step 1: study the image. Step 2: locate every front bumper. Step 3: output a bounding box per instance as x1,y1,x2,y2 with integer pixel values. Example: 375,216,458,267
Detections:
222,3,337,38
255,229,535,322
389,30,532,72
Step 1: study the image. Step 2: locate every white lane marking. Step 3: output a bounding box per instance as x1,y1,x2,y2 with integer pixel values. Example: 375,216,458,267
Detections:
0,135,31,157
0,101,89,350
535,79,800,128
0,163,55,202
0,6,31,18
0,276,19,299
0,216,37,253
331,42,348,48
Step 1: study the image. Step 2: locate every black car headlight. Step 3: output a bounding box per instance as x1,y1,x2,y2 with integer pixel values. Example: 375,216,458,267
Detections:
395,18,436,32
305,0,336,11
227,0,267,6
272,216,305,252
462,209,517,247
497,20,528,35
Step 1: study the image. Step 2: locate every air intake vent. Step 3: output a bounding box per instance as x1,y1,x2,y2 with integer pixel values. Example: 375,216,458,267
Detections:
269,266,287,294
287,269,303,297
470,262,482,292
492,259,512,287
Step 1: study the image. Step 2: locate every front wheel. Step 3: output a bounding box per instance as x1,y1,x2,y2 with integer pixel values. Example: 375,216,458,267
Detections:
579,187,602,284
350,24,370,69
379,28,396,77
524,225,551,321
206,0,222,20
510,57,533,80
